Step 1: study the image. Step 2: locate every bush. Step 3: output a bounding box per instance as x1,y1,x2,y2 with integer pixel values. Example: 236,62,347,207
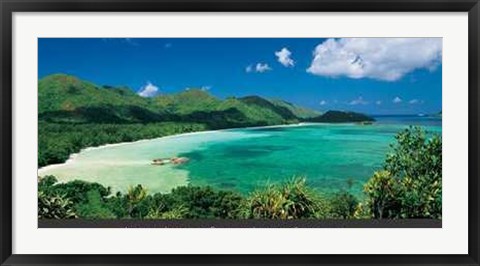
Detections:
75,190,116,219
330,191,359,219
165,186,244,219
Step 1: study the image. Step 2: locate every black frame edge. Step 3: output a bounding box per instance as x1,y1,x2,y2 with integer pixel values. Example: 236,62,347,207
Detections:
468,0,480,265
0,0,13,266
0,0,477,12
1,0,479,265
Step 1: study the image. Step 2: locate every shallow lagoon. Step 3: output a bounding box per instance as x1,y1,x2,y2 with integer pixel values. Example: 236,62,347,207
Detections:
38,117,441,196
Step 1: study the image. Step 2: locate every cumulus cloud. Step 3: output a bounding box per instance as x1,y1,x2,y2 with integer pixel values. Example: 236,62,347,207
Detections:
393,96,402,104
255,63,272,73
275,47,295,67
319,100,327,106
138,82,159,97
246,63,272,73
307,38,442,81
349,96,368,105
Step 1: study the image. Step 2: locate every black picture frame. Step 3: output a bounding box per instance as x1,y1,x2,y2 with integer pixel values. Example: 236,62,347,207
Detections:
1,0,479,265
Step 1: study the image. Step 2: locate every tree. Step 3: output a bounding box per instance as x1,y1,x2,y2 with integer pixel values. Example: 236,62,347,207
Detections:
363,127,442,219
126,184,148,217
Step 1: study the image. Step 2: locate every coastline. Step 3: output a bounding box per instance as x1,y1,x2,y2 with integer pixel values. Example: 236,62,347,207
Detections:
37,122,310,174
37,120,441,175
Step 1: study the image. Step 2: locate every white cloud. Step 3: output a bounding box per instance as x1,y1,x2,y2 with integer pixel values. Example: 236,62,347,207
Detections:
138,82,159,97
201,85,212,91
255,63,272,73
246,63,272,73
376,100,382,105
393,96,402,104
349,96,368,105
319,100,327,106
409,99,419,104
275,47,295,67
307,38,442,81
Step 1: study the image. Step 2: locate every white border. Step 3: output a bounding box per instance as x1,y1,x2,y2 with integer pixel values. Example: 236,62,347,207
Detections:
12,12,468,254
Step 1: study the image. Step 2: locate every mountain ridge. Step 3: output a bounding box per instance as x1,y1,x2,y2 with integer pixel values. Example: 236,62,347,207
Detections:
38,73,374,126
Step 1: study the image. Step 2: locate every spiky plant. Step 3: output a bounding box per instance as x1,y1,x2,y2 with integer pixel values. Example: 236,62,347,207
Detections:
243,178,326,219
38,191,77,219
145,205,188,219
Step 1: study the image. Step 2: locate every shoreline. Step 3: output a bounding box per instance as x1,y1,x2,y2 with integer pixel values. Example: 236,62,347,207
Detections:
37,122,310,174
37,121,441,175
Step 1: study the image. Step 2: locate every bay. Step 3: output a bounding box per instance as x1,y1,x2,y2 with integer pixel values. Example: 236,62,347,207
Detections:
38,116,441,196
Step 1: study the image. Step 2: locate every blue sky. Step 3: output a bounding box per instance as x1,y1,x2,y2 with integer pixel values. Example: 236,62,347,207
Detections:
38,38,442,115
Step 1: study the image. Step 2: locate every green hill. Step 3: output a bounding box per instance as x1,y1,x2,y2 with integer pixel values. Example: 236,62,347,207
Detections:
307,110,375,123
39,74,374,126
268,99,321,119
38,74,301,127
38,74,169,123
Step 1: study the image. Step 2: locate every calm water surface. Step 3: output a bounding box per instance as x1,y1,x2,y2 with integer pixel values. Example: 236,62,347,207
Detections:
38,116,441,196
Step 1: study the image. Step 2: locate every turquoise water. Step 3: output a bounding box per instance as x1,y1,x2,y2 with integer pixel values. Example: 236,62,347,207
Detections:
38,116,441,196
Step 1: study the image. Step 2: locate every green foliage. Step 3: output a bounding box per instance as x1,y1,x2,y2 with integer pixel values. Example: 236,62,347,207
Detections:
242,178,329,219
50,179,111,205
363,170,401,218
105,192,129,219
145,206,188,219
268,99,321,119
38,191,77,219
38,176,364,220
363,127,442,219
385,126,442,184
75,190,116,219
330,191,359,219
164,186,244,219
126,185,148,217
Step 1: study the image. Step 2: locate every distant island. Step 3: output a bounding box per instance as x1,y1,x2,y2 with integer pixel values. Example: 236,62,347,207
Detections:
38,74,374,167
307,110,375,123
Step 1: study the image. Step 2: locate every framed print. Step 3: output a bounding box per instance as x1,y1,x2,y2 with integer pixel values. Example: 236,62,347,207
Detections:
0,0,479,265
